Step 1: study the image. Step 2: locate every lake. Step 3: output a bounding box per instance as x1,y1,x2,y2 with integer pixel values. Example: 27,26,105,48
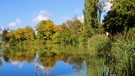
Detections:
0,52,86,76
0,44,133,76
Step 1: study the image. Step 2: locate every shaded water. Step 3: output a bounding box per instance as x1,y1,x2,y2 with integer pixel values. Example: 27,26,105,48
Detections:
0,44,134,76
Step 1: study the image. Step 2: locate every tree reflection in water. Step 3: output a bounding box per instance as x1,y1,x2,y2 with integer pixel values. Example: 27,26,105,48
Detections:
0,44,134,76
35,47,86,76
0,57,2,66
34,64,53,76
34,52,54,76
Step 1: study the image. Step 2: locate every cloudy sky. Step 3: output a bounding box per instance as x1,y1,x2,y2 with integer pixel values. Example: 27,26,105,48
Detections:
0,0,112,30
0,0,84,30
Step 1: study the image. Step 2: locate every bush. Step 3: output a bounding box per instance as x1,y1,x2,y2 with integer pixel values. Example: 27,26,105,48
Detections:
88,34,110,55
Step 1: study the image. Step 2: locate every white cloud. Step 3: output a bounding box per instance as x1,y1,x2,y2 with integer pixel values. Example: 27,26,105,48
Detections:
32,12,37,16
74,8,82,12
0,26,4,30
10,60,24,68
77,15,84,23
32,10,51,23
8,22,16,27
7,18,22,27
62,15,84,23
104,2,113,11
62,16,70,21
11,61,18,65
18,62,23,68
16,19,21,24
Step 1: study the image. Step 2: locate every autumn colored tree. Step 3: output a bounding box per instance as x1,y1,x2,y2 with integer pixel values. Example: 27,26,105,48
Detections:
36,20,53,40
36,20,62,42
14,28,24,41
7,26,35,44
51,25,62,43
23,26,35,40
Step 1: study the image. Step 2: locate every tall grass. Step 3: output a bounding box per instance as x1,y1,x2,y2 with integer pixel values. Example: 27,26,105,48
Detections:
111,36,135,76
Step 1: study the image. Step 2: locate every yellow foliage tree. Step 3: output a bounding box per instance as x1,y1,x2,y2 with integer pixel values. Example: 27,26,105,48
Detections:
24,26,35,40
36,20,61,41
14,28,24,40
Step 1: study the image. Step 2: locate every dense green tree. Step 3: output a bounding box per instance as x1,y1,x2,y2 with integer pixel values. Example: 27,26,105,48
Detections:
6,30,16,44
59,23,72,43
103,0,135,35
1,29,9,42
83,0,99,38
58,18,83,43
65,18,83,43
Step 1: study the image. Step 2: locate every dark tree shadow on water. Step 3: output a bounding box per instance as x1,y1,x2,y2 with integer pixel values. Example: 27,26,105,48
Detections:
0,58,2,66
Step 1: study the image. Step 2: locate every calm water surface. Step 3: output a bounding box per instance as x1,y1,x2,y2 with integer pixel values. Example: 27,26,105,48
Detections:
0,56,86,76
0,46,87,76
0,44,130,76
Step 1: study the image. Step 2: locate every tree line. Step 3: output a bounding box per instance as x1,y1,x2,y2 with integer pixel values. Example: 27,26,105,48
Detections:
1,18,84,45
1,0,135,45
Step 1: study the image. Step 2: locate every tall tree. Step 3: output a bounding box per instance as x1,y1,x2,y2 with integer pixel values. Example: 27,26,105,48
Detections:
83,0,99,38
103,0,135,35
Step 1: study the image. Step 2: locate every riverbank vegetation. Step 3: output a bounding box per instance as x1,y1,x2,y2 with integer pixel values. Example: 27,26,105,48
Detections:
0,0,135,75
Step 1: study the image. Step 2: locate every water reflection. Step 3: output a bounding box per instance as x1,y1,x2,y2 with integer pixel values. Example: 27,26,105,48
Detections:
0,57,2,66
0,44,134,76
0,45,86,76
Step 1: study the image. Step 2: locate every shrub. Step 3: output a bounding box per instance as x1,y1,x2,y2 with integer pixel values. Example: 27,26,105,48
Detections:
88,34,110,55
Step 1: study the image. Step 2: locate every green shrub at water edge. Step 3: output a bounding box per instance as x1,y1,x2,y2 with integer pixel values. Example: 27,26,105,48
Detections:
88,34,110,55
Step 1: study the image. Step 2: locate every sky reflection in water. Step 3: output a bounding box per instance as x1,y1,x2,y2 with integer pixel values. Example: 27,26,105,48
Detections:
0,52,86,76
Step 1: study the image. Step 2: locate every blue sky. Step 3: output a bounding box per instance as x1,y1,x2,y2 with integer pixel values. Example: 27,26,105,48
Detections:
0,0,84,30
